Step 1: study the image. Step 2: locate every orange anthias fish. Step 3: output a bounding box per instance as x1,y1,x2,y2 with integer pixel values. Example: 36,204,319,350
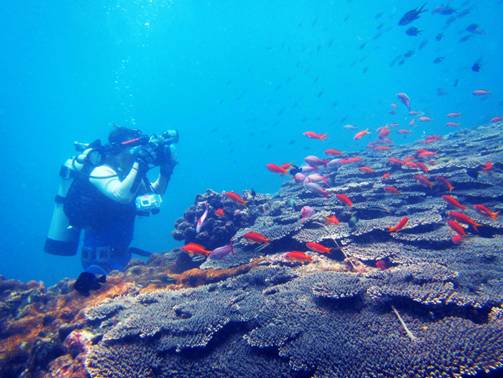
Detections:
388,217,409,232
359,166,374,173
384,186,400,194
435,176,454,191
304,131,328,140
336,193,353,207
382,172,391,180
452,234,463,244
447,220,467,237
415,174,433,189
325,148,343,156
215,208,225,217
182,242,211,256
448,211,480,231
442,195,466,210
473,204,499,220
285,251,312,262
338,157,363,164
224,191,247,205
353,129,370,140
482,161,493,171
326,215,340,225
306,242,332,254
266,163,289,174
416,149,436,158
243,231,269,244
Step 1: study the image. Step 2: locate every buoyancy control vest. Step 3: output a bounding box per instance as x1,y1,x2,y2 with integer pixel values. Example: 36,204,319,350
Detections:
64,164,137,231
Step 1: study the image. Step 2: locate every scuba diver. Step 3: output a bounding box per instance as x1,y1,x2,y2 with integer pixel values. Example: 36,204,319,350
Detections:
45,126,178,292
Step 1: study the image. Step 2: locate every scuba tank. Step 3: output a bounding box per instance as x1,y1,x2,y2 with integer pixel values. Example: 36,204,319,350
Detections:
44,142,104,256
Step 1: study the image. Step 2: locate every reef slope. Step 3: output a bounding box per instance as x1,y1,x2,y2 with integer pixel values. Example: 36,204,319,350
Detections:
1,124,502,377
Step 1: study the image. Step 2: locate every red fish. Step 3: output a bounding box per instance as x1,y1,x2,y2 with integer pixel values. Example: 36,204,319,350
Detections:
415,174,433,189
490,116,503,123
473,204,499,220
388,157,404,166
452,234,463,245
359,166,374,173
403,160,419,169
306,242,332,254
416,149,435,158
371,145,391,151
388,217,409,232
424,135,442,144
384,186,400,194
285,251,312,262
215,208,225,217
224,191,247,205
409,119,416,126
266,163,289,174
304,131,328,140
448,211,480,231
378,125,391,139
353,129,370,140
482,162,493,171
472,89,490,96
243,231,269,244
375,259,388,270
446,122,461,127
415,162,429,173
442,195,466,210
382,172,391,180
447,112,462,118
447,220,467,236
326,215,340,225
325,148,343,156
435,176,454,191
337,157,362,164
336,193,353,207
182,242,210,256
398,129,411,134
418,116,432,122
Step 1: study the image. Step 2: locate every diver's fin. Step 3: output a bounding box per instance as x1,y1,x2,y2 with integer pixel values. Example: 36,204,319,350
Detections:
129,247,153,257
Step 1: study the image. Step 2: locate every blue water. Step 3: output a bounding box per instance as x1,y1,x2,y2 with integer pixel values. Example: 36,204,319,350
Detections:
1,0,502,285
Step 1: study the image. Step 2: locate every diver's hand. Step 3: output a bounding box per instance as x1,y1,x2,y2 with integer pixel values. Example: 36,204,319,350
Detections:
133,145,157,166
159,147,177,176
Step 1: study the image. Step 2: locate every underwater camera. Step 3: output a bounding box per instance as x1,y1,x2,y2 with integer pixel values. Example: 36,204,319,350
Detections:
130,129,179,167
135,194,163,215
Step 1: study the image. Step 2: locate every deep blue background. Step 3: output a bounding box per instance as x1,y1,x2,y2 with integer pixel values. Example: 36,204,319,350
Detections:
1,0,501,285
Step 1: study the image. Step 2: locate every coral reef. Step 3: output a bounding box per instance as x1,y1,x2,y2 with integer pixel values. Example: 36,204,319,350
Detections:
172,189,271,249
1,124,503,377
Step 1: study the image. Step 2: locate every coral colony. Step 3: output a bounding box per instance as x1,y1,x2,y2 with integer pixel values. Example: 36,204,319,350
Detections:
2,123,503,377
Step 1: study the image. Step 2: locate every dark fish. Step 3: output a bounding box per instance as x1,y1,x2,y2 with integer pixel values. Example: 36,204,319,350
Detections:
73,272,106,296
404,50,415,58
459,35,471,43
453,79,459,87
435,33,443,41
406,26,421,36
418,40,428,49
398,3,427,26
471,60,481,72
437,88,448,96
432,5,456,15
433,56,445,64
466,23,483,34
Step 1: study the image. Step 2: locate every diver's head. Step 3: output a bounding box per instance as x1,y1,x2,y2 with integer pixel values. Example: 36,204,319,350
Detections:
107,126,147,169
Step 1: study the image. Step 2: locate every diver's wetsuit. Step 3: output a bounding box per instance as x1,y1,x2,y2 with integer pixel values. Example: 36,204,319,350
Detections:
81,162,166,275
